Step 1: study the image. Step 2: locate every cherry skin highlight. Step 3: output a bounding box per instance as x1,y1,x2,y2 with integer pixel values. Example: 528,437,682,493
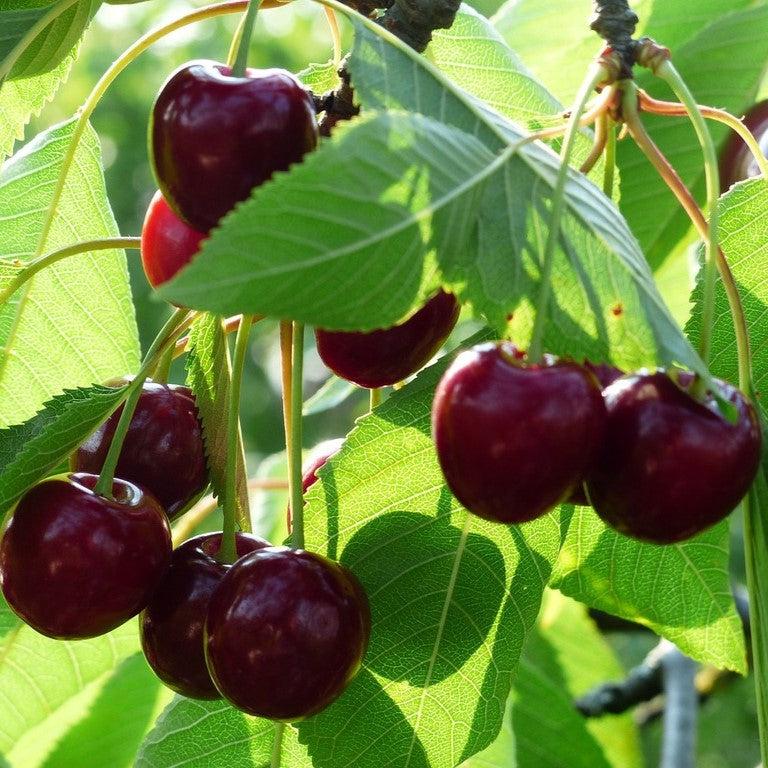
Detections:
150,60,318,231
141,191,207,287
0,473,171,639
205,546,370,720
432,342,607,523
720,99,768,192
586,371,761,544
73,381,208,521
140,532,269,699
315,290,460,388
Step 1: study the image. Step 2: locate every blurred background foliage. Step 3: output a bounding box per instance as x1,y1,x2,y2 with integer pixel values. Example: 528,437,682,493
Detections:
17,2,765,765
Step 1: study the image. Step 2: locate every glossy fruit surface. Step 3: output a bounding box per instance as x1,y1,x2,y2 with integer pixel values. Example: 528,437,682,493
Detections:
316,290,460,388
73,381,207,520
141,191,207,287
140,532,268,699
720,99,768,191
432,342,607,523
205,546,370,720
287,438,344,533
151,60,318,231
0,473,171,639
587,371,761,543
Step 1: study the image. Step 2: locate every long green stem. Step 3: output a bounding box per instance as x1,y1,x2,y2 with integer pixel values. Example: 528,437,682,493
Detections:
655,61,720,372
603,118,617,197
527,62,609,361
219,315,253,563
0,0,81,83
271,722,286,768
0,237,140,306
289,323,305,549
369,387,382,410
230,0,262,77
94,309,191,498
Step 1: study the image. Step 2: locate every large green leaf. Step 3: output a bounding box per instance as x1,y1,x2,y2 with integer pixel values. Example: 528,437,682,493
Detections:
293,347,562,768
0,383,127,516
0,597,142,764
0,0,99,80
163,4,707,385
463,592,642,768
619,4,768,269
0,46,77,163
0,118,139,428
136,698,311,768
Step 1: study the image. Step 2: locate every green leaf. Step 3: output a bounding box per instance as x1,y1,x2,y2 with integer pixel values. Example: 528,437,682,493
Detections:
619,4,768,269
136,698,311,768
0,45,77,164
298,59,338,94
185,313,248,529
463,592,642,768
0,596,141,763
0,0,99,81
294,347,562,768
0,118,140,428
686,179,768,401
303,375,358,416
0,383,127,515
551,508,745,672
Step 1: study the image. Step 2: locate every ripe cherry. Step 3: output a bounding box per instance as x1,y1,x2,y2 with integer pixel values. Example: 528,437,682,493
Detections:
205,546,370,720
150,60,318,231
287,438,344,533
73,381,208,521
720,99,768,191
141,191,207,287
432,342,607,523
0,473,171,639
586,371,761,543
315,290,460,389
140,532,268,699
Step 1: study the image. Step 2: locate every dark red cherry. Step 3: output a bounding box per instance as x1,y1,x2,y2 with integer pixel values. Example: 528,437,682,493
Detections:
140,532,269,699
586,371,761,543
141,191,207,287
720,99,768,192
205,546,370,720
316,290,460,388
0,473,171,639
432,342,607,523
150,60,318,231
73,381,207,521
287,438,344,533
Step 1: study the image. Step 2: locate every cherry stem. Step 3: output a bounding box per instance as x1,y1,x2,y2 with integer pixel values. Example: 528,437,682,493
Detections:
288,323,306,549
369,387,382,410
603,118,617,197
230,0,262,77
528,63,609,362
0,237,140,306
654,62,720,376
219,314,254,564
621,82,752,393
637,90,768,179
93,308,192,499
271,722,285,768
323,6,342,68
579,111,608,174
153,345,174,384
0,0,81,83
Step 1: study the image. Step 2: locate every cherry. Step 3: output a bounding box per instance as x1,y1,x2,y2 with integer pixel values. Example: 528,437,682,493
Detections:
205,546,370,720
140,532,268,699
0,473,171,639
315,290,460,389
586,371,761,543
73,381,208,521
141,191,207,287
287,438,344,533
150,60,318,231
720,99,768,192
432,342,607,523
